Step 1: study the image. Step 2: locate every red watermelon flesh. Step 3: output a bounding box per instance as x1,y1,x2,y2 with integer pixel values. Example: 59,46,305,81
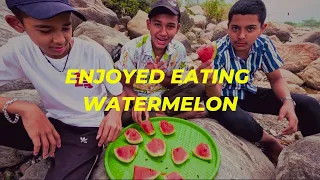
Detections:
114,145,138,163
125,128,143,144
133,165,160,180
141,120,155,136
145,138,166,157
164,172,184,180
171,147,189,165
159,120,175,135
193,143,212,160
196,41,217,63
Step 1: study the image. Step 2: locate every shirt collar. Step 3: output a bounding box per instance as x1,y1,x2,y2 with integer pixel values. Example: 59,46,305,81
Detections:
143,34,176,58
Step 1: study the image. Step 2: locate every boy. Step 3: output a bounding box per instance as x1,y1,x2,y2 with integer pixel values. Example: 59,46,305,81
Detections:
115,0,206,125
202,0,320,159
0,0,125,179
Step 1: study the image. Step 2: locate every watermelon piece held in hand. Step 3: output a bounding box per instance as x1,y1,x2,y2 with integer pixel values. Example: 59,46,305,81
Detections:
125,128,143,144
159,120,175,135
171,147,189,165
133,165,160,180
145,138,166,157
164,172,184,180
192,143,212,160
114,145,138,163
196,41,218,63
141,120,155,136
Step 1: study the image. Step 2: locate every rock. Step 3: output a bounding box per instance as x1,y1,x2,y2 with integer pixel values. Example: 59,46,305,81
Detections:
200,31,214,44
188,5,204,15
0,78,34,94
0,0,21,46
92,119,275,179
90,149,108,179
20,160,50,180
185,31,197,42
300,58,320,90
269,35,282,44
300,30,320,46
20,161,32,175
73,21,130,59
211,21,228,41
264,22,291,42
190,15,207,29
282,24,295,32
0,89,44,111
191,28,205,38
119,16,131,28
0,146,32,168
127,10,149,39
275,43,320,73
253,81,271,88
280,69,304,86
254,71,267,81
188,53,199,61
114,24,126,32
288,84,307,94
206,23,217,31
174,32,192,52
69,0,118,29
191,44,202,52
276,134,320,180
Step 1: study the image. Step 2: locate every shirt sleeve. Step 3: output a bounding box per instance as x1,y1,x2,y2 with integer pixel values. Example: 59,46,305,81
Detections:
261,37,284,73
0,40,25,87
96,45,123,96
114,44,137,73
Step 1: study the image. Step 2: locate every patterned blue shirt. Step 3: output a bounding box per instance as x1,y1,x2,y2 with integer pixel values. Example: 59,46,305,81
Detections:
213,35,284,99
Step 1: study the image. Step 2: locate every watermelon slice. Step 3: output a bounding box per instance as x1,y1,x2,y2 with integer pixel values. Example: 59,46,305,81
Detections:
141,120,155,136
196,41,218,63
159,120,175,135
171,147,189,165
193,143,212,160
133,165,160,180
145,138,166,157
114,145,138,163
164,172,184,180
125,128,143,144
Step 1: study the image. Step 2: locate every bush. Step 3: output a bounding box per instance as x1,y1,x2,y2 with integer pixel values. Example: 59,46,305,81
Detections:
180,10,195,34
103,0,156,18
202,0,231,23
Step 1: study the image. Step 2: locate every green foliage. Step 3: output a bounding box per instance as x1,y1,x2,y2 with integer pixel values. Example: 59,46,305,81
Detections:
285,18,320,28
103,0,155,18
201,0,231,23
284,21,298,27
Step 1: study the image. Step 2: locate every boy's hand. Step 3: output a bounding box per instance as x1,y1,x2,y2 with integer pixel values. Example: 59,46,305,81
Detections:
146,56,167,76
196,60,213,84
132,101,149,125
278,101,298,135
96,109,122,146
20,104,61,159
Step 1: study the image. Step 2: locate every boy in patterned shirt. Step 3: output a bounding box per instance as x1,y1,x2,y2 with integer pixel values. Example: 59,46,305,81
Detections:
116,0,208,125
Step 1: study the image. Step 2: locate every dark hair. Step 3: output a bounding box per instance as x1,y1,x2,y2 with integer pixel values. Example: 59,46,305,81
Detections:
228,0,266,26
148,7,181,23
10,6,28,23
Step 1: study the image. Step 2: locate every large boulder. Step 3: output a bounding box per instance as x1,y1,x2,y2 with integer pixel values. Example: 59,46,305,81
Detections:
274,43,320,73
0,78,34,94
188,5,204,16
174,32,192,52
69,0,118,29
127,10,149,39
73,21,130,59
264,22,291,42
0,0,21,46
0,146,32,168
299,58,320,90
20,160,50,180
211,21,228,41
190,15,207,29
280,69,304,86
299,30,320,46
91,119,276,179
276,134,320,179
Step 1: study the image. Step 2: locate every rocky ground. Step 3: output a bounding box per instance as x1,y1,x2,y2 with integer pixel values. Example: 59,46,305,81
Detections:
1,0,320,179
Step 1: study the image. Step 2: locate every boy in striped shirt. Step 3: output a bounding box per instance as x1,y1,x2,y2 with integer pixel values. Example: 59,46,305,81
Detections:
201,0,320,160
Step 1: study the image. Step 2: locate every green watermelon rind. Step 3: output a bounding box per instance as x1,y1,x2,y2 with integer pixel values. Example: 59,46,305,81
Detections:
124,128,143,144
159,121,175,136
133,165,161,180
171,147,190,165
114,145,138,163
145,138,167,157
192,143,212,161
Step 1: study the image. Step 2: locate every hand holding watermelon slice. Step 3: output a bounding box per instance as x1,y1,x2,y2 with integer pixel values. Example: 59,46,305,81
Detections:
196,41,218,63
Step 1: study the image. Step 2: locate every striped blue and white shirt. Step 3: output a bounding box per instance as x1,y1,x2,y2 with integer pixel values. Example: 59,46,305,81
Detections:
213,34,283,99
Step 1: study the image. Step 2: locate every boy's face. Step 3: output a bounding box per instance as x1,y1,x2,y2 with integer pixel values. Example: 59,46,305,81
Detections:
228,14,266,55
10,12,72,59
147,13,180,54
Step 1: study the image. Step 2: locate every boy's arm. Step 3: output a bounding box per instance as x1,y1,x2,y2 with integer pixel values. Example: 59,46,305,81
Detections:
263,38,298,135
0,96,61,159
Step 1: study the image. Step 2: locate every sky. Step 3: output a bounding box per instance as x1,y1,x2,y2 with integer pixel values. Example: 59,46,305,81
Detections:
184,0,320,23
